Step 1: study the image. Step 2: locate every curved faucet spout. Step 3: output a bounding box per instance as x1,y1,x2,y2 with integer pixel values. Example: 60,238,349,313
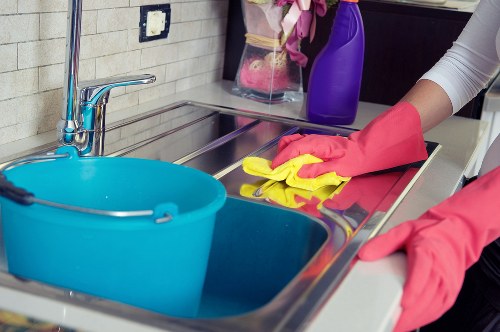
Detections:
79,74,156,107
59,0,82,145
58,0,156,156
76,74,157,156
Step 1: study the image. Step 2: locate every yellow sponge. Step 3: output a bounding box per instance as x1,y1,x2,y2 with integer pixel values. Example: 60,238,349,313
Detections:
242,154,350,191
240,179,347,209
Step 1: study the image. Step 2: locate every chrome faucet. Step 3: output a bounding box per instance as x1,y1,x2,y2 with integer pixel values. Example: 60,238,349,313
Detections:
57,0,155,156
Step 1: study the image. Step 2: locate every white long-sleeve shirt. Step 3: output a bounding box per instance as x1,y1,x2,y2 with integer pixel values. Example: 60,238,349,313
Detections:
421,0,500,176
420,0,500,115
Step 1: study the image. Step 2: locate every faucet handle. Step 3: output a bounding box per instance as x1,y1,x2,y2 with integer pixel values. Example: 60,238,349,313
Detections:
70,74,156,156
79,74,156,105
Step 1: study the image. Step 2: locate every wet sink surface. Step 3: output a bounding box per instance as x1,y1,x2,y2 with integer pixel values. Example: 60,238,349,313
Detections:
0,101,440,331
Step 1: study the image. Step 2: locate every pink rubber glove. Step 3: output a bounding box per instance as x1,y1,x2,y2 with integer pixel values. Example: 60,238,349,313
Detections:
358,166,500,332
271,102,428,177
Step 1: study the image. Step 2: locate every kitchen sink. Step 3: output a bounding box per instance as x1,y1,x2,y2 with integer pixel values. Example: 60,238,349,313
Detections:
0,101,440,331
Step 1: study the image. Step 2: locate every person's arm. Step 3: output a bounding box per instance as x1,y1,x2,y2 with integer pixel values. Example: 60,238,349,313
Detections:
413,0,499,132
272,0,499,177
358,164,500,332
400,79,452,133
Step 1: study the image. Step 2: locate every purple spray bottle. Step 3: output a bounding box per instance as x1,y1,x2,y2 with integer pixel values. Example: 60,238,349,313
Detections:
307,0,365,125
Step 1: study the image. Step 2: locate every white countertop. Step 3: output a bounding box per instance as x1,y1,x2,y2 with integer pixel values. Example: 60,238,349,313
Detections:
0,80,489,331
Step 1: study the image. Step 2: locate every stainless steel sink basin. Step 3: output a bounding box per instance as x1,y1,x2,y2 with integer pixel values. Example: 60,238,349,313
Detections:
0,100,440,331
200,197,328,318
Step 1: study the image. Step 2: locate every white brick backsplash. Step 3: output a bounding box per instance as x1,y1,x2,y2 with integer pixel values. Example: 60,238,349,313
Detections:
128,29,170,51
19,0,130,13
0,90,60,132
83,0,130,10
0,68,38,101
79,58,97,81
18,0,67,13
0,44,17,73
18,38,66,69
177,38,210,60
37,89,63,117
0,120,38,145
175,72,207,92
201,18,227,38
141,44,179,67
102,127,122,145
9,120,40,144
209,35,226,54
38,112,60,134
17,90,62,122
80,31,129,59
0,15,39,44
130,0,180,11
180,2,201,22
106,91,140,114
0,0,16,15
126,65,166,93
169,3,182,24
165,58,199,82
95,50,141,78
40,13,67,39
214,1,229,19
181,2,211,21
199,52,224,73
206,68,223,83
39,59,95,91
83,11,99,35
0,0,228,145
0,100,18,128
139,82,176,104
15,103,39,126
40,11,98,39
0,126,21,145
39,64,63,92
181,1,227,22
110,86,126,97
97,8,138,33
168,21,202,43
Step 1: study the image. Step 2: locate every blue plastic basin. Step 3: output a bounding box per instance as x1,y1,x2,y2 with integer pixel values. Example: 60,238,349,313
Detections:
0,147,226,317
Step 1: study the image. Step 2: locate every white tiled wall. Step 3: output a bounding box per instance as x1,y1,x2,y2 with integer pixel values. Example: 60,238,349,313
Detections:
0,0,228,146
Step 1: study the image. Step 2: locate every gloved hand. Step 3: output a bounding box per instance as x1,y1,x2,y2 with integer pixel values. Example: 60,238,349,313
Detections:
357,166,500,332
271,102,428,177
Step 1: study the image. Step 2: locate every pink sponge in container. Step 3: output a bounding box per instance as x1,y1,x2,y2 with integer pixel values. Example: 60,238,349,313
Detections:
239,54,291,94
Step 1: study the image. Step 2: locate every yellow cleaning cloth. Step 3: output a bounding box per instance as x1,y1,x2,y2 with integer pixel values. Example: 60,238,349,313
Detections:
242,154,350,191
240,179,347,209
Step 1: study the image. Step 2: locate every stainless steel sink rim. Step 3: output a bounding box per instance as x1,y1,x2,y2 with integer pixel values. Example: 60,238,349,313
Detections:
0,100,441,332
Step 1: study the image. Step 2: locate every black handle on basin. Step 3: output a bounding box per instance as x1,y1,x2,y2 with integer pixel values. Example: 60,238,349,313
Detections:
0,173,34,205
0,152,71,206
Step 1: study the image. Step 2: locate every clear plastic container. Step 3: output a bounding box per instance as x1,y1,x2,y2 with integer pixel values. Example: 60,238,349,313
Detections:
232,0,303,104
